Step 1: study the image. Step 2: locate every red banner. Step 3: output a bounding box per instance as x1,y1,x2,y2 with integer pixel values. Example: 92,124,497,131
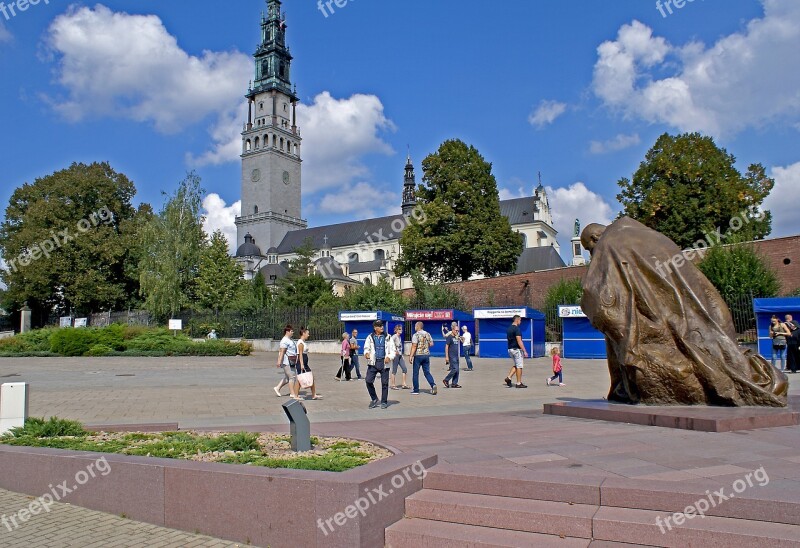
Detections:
405,310,453,321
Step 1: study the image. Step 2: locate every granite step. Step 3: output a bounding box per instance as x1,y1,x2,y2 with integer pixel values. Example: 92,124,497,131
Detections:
385,517,591,548
593,506,800,547
405,489,597,538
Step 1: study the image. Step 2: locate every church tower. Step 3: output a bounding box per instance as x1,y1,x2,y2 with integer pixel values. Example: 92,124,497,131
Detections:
401,153,417,216
235,0,305,251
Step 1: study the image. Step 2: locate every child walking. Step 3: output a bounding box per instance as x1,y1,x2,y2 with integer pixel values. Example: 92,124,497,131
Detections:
547,347,565,386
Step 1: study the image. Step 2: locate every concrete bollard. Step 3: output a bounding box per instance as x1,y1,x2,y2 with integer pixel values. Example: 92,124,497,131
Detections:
282,399,311,452
0,383,29,435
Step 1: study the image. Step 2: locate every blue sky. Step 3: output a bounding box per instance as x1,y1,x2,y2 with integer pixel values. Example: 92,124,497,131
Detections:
1,0,799,262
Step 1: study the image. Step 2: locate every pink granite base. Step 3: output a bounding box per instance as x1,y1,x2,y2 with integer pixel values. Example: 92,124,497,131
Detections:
543,400,800,432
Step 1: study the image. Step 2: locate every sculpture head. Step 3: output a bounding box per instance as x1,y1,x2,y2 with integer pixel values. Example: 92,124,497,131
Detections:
580,223,607,255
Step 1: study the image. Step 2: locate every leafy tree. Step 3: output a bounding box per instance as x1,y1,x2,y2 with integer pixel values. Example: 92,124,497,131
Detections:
542,277,584,343
395,139,524,282
138,172,206,320
617,133,773,249
698,243,780,301
0,162,145,318
341,277,409,314
408,270,465,310
276,239,332,308
195,230,245,312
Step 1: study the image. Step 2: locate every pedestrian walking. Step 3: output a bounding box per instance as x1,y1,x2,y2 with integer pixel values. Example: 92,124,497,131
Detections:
770,315,790,370
460,325,474,371
443,324,462,388
504,315,529,388
296,327,323,400
785,314,800,374
350,329,363,380
410,322,437,395
390,324,409,390
274,325,300,399
547,346,565,386
363,320,396,409
335,332,352,381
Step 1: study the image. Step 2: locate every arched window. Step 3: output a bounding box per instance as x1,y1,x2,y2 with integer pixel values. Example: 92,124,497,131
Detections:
364,278,372,286
272,135,277,148
254,205,259,214
245,139,252,152
280,138,284,150
254,137,260,149
374,249,385,261
348,253,359,263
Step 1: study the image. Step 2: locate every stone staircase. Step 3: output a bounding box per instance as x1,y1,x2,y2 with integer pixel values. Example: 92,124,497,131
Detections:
385,463,800,547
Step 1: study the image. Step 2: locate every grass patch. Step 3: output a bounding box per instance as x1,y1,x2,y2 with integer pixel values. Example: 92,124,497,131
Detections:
0,419,389,472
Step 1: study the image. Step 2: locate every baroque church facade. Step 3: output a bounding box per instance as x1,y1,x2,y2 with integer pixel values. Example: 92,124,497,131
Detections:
234,0,564,294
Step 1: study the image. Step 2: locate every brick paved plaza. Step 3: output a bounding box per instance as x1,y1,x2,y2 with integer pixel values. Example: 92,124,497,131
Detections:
1,352,798,546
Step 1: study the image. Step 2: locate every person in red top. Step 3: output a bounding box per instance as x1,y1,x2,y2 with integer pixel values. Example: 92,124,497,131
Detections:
547,346,565,386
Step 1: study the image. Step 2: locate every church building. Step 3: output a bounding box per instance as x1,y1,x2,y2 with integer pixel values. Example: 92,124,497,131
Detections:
234,0,565,294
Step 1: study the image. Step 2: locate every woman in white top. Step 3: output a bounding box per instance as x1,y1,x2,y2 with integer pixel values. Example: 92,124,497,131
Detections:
274,325,299,399
296,327,323,400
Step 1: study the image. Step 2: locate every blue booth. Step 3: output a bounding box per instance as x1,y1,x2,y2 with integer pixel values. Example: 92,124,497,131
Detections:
405,309,475,358
338,311,406,354
473,307,545,358
753,297,800,359
559,305,607,359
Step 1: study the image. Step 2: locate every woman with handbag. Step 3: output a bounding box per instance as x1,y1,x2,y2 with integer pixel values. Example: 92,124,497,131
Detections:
770,315,790,370
274,325,300,399
296,327,322,400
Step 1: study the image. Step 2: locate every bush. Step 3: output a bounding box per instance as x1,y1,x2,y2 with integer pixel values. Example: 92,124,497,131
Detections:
14,328,58,352
698,243,780,300
93,323,125,350
86,344,115,357
50,328,96,357
4,417,87,439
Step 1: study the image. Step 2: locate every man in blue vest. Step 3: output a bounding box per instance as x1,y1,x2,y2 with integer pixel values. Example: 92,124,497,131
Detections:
363,320,397,409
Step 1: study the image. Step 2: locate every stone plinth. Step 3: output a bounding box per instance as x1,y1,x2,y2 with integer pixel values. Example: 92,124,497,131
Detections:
543,398,800,432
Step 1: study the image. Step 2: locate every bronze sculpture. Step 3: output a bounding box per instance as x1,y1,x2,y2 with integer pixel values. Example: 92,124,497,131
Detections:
580,217,788,407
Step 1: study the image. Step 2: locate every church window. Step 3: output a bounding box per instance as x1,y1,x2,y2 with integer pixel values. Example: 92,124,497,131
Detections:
245,139,252,152
259,102,264,110
280,138,284,150
348,253,359,263
273,135,277,147
254,205,259,214
364,278,372,286
254,137,260,149
374,249,385,261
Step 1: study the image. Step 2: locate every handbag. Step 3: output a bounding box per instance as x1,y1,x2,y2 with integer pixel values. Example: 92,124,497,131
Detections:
297,370,314,389
288,354,300,366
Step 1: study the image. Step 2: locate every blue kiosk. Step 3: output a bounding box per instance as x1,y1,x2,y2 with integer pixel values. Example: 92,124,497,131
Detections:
753,297,800,359
338,311,406,353
473,307,545,358
405,309,475,358
559,305,607,359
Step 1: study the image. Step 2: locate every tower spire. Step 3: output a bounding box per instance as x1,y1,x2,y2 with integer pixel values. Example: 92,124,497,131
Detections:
402,154,417,216
250,0,296,102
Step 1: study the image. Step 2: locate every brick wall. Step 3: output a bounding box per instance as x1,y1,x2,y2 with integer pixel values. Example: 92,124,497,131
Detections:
406,234,800,309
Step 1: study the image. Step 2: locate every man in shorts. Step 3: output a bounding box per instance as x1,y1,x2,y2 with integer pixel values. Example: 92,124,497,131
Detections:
410,321,437,395
504,314,528,388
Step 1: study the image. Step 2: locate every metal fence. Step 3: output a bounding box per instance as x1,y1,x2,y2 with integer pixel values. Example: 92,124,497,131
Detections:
0,314,13,333
176,308,344,341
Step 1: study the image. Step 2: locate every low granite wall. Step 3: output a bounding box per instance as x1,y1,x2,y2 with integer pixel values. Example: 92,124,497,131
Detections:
0,444,436,547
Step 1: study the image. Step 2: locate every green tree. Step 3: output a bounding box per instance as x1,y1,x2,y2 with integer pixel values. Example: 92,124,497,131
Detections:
276,239,333,308
617,132,773,249
543,277,584,343
195,230,245,312
395,139,523,282
408,270,466,310
341,277,409,314
138,172,206,320
698,243,780,301
0,162,145,318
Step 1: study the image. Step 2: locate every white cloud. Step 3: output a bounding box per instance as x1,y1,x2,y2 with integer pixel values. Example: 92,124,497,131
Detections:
44,5,250,133
0,21,12,43
528,100,567,128
498,187,528,201
592,3,800,137
589,133,640,154
546,182,615,251
316,182,400,220
764,162,800,238
297,92,395,193
202,194,240,253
